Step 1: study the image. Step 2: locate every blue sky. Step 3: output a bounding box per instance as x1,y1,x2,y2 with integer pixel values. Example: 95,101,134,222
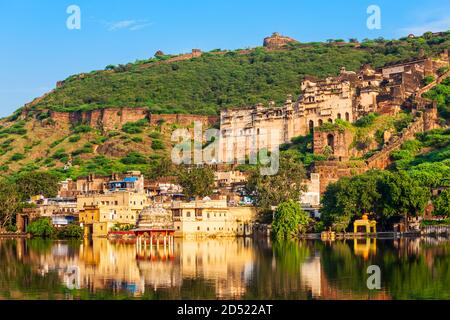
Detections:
1,0,450,117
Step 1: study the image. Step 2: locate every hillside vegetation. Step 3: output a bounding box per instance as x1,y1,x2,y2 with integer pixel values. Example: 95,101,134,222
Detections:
14,31,450,117
0,32,449,179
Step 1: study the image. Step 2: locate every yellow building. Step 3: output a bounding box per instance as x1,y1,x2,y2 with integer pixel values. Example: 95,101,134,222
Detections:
77,191,148,237
353,214,377,234
79,206,107,238
171,199,257,238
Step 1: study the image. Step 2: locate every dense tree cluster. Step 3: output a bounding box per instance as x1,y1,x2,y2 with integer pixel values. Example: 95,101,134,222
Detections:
321,170,431,232
246,153,306,210
176,166,215,200
0,172,60,230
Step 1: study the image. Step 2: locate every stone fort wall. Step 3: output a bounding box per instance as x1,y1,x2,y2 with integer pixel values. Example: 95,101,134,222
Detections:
49,108,219,131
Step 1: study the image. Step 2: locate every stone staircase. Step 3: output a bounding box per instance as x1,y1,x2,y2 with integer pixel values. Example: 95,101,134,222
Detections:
365,70,450,170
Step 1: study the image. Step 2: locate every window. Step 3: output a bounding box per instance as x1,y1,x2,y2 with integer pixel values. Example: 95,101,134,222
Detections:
345,112,350,121
186,212,191,218
309,120,314,132
327,134,335,151
197,226,200,231
319,119,323,127
337,113,342,119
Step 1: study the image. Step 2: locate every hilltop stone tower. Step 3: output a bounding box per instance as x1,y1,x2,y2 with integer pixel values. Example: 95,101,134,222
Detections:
263,32,298,49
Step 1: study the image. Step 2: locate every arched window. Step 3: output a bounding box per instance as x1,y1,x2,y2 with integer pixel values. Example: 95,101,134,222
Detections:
337,113,342,120
327,134,335,151
328,118,333,123
319,119,323,127
345,112,350,121
309,120,314,133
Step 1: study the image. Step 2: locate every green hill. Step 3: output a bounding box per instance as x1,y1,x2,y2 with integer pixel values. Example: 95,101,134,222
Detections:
0,32,449,179
15,31,450,118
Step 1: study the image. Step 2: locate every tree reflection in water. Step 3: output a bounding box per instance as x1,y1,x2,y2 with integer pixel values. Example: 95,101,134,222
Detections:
2,237,450,300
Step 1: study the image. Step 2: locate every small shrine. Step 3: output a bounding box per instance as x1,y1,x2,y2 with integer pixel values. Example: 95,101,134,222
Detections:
353,214,377,234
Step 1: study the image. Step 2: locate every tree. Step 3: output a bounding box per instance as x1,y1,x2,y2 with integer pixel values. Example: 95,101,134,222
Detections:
272,200,310,239
378,171,431,227
57,223,83,239
246,153,306,210
434,189,450,217
146,158,174,180
27,218,55,238
321,170,385,231
0,180,21,230
177,166,215,200
16,171,60,201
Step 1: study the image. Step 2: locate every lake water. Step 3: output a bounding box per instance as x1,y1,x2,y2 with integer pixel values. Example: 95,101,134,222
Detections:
1,237,450,300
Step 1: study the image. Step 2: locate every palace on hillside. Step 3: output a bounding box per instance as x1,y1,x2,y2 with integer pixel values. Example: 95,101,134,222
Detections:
219,50,449,162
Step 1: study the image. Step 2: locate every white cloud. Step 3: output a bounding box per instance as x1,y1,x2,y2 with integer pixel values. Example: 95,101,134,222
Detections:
106,19,154,32
399,16,450,36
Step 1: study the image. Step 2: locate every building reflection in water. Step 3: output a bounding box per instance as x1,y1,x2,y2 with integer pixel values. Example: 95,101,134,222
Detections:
353,238,377,260
17,238,257,298
15,236,450,300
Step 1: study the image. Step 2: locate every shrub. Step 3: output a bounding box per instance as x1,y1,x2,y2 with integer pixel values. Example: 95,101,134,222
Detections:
57,223,83,239
72,146,93,156
108,131,120,138
122,123,143,134
354,113,379,128
68,135,81,143
52,149,68,160
50,138,65,148
121,152,148,165
131,137,143,143
423,75,435,86
149,131,161,139
151,139,165,150
27,218,55,238
122,119,149,134
10,153,25,161
72,125,92,134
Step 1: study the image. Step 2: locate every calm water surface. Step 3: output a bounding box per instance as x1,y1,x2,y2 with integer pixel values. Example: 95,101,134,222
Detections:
1,237,450,300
